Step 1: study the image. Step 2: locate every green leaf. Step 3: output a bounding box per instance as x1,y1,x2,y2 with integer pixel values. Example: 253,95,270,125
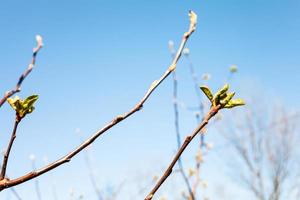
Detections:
23,95,39,108
224,98,245,108
7,96,22,111
7,95,39,118
200,86,213,101
214,84,229,100
220,92,235,106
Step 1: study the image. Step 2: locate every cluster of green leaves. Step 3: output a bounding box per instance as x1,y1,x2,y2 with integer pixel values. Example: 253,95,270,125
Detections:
200,84,245,109
7,95,39,119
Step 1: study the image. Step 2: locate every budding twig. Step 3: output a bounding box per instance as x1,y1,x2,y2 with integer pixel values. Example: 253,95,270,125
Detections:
0,10,197,191
169,42,195,200
145,84,245,199
144,105,221,200
0,35,43,108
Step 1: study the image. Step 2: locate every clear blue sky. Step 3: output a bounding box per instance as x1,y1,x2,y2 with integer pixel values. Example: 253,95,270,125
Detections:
0,0,299,199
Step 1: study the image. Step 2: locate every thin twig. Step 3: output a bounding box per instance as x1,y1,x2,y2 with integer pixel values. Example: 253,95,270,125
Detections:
0,11,197,191
170,43,195,200
1,119,20,180
83,148,104,200
0,36,43,108
30,157,42,200
10,187,22,200
172,71,195,200
184,51,206,199
145,105,221,200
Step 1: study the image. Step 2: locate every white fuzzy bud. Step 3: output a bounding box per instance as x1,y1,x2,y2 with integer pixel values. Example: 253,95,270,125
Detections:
36,35,43,47
202,73,211,81
206,142,214,150
183,48,190,56
29,154,36,161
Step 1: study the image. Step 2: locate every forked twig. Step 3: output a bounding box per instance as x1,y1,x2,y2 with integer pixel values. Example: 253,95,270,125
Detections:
169,42,195,199
0,36,43,108
0,10,197,191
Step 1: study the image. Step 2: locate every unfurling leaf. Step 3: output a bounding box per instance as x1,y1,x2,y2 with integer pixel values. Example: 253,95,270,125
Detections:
23,95,38,108
213,84,230,105
224,98,245,108
200,83,245,109
216,84,229,97
7,95,39,118
220,92,235,106
200,86,213,102
7,96,22,111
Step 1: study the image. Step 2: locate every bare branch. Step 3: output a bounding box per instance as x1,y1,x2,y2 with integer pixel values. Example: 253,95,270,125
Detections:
0,119,20,180
0,10,197,191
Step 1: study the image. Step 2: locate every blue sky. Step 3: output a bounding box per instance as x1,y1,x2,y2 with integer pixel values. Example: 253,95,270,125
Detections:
0,0,299,199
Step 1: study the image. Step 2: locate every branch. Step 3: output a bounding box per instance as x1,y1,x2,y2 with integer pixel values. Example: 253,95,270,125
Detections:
0,10,197,191
0,119,20,180
0,35,43,108
145,83,245,199
145,105,221,200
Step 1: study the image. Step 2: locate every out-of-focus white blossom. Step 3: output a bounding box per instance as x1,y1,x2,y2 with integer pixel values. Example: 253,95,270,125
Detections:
206,142,214,150
188,168,196,177
196,150,203,163
69,187,75,197
75,128,81,135
159,196,168,200
168,40,175,53
229,65,238,73
29,154,36,161
202,73,211,81
183,47,190,56
202,180,209,188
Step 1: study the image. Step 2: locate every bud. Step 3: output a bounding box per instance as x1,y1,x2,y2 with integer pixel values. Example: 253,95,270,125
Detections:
188,168,196,177
36,35,43,47
215,113,223,121
183,47,190,56
168,40,175,53
29,154,36,161
75,128,81,135
196,150,203,163
160,196,168,200
202,73,211,81
206,142,214,150
1,149,5,156
202,180,209,188
153,175,159,181
229,65,238,73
